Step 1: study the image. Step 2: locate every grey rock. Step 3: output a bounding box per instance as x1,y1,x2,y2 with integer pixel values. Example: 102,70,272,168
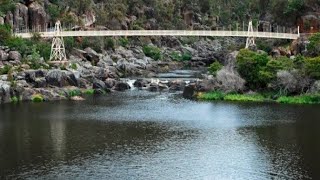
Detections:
8,51,22,61
93,79,105,89
183,85,196,99
28,2,47,31
105,78,117,89
34,77,47,88
113,82,130,91
0,81,11,104
46,70,73,87
0,50,9,61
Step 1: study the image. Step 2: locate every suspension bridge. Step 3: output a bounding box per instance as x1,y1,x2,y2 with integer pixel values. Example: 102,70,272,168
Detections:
14,21,300,62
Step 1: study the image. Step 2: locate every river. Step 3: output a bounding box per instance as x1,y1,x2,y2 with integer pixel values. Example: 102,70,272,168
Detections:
0,90,320,179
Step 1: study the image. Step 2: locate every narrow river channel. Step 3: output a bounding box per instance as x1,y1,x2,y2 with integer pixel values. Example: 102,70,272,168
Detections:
0,90,320,179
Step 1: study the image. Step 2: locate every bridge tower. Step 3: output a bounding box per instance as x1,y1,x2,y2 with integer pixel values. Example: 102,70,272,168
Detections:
245,21,255,49
50,21,67,61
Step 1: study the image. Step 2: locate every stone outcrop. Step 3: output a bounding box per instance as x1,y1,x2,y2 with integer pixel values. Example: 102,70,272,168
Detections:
28,2,47,31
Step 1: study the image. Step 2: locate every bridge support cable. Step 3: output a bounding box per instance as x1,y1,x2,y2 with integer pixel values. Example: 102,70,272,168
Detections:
245,21,255,49
50,21,67,62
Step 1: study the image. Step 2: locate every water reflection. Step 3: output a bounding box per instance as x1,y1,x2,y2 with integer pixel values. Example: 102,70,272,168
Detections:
0,91,319,179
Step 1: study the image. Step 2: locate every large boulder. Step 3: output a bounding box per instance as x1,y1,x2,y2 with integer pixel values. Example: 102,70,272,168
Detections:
94,67,109,81
134,79,149,88
13,3,29,31
113,82,131,91
25,69,47,83
8,51,22,61
0,81,11,104
93,79,105,89
84,47,100,64
183,84,196,99
0,50,9,61
105,78,117,89
168,80,186,91
46,70,77,87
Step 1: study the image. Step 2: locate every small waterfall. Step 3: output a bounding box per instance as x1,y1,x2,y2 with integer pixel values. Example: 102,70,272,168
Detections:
126,79,136,90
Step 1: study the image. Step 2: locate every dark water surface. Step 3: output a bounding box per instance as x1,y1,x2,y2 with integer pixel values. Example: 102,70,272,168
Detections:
0,91,320,179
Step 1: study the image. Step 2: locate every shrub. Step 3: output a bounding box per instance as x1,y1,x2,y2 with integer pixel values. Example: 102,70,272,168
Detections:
10,96,19,103
0,0,15,16
308,33,320,56
119,37,129,47
105,37,115,50
236,49,271,89
26,46,42,69
182,52,192,61
216,68,245,92
0,24,11,44
208,61,222,76
32,94,44,103
143,45,162,60
305,57,320,80
0,65,12,75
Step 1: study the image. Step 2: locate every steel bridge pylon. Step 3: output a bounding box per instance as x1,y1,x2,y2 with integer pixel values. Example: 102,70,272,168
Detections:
245,21,255,49
50,21,67,61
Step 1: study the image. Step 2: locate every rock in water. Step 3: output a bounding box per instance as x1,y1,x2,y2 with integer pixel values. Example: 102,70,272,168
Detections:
183,85,195,99
114,82,131,91
93,79,106,89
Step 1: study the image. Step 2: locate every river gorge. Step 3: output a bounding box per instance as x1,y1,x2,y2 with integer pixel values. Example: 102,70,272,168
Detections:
1,89,320,179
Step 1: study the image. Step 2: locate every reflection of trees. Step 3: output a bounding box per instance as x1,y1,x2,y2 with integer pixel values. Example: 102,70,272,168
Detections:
0,101,198,178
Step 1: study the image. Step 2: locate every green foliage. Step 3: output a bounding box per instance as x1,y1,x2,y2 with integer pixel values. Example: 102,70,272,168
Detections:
83,89,95,95
198,91,225,100
224,94,266,102
199,91,266,102
277,94,320,104
105,38,115,50
48,4,61,22
305,57,320,79
70,63,78,70
208,61,222,76
64,37,76,53
182,52,192,61
0,65,12,75
284,0,304,16
68,89,82,97
26,46,42,69
256,40,272,53
0,0,15,16
307,33,320,56
236,49,271,89
170,51,192,61
0,24,12,44
143,45,162,60
32,94,44,103
118,37,129,47
10,96,19,103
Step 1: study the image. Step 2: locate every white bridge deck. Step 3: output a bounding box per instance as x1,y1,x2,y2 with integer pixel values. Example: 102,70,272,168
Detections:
15,30,299,39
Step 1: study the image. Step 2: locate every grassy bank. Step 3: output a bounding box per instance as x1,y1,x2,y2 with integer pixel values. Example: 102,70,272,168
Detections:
198,91,320,105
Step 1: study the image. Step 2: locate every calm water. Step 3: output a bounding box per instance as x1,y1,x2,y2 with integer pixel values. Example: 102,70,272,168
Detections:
0,91,320,179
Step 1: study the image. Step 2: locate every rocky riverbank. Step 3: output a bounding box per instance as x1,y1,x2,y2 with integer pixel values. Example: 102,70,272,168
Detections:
1,36,235,104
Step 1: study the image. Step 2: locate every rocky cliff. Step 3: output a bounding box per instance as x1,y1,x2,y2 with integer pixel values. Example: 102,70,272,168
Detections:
0,0,319,33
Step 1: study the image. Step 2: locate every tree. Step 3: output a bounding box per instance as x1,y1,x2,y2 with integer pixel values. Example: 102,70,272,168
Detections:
236,49,270,89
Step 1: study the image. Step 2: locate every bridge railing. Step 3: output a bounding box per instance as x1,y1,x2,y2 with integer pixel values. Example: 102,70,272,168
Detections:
14,30,300,40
